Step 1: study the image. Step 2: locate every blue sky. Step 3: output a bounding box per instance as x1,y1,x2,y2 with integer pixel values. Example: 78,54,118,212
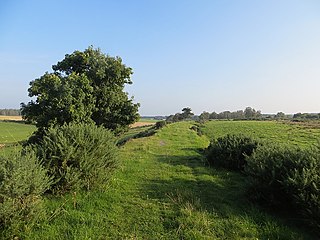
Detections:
1,0,320,115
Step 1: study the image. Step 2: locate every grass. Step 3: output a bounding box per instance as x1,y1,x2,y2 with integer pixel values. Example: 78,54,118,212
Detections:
0,121,35,144
0,121,36,155
15,121,315,239
200,120,320,148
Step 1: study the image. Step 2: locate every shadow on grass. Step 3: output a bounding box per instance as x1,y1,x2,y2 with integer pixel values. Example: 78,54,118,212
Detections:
141,152,316,239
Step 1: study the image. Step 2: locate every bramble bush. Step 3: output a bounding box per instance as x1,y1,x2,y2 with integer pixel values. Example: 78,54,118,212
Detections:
205,134,259,171
33,123,119,193
245,143,320,231
0,150,51,236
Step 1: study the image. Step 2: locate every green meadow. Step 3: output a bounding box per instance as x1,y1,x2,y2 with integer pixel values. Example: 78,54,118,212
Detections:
201,120,320,148
0,121,35,144
0,120,319,239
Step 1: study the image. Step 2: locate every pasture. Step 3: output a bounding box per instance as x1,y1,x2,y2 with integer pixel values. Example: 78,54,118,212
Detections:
0,121,35,144
0,120,318,239
201,120,320,148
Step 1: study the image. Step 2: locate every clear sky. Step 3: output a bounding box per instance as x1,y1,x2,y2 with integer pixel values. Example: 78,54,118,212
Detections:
1,0,320,115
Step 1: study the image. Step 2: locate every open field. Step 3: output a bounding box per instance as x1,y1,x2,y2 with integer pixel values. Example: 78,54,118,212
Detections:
0,121,35,144
130,121,155,128
201,120,320,148
0,115,22,121
0,121,313,239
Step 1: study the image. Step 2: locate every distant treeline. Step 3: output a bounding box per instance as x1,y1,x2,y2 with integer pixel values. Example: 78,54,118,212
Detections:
199,110,320,121
292,112,320,120
198,107,261,121
0,109,21,116
166,107,320,123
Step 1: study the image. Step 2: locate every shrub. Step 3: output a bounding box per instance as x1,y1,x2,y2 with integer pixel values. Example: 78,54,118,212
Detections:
155,121,166,129
190,124,203,136
33,123,118,193
205,134,259,171
245,144,320,231
0,149,51,235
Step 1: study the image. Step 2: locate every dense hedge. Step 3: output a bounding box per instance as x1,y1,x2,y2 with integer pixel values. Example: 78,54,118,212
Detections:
245,144,320,231
205,134,259,171
33,123,119,193
0,150,51,235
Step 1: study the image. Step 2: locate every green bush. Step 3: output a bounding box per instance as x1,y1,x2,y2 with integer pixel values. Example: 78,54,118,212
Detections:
0,150,51,236
155,120,166,129
33,123,118,193
245,144,320,231
190,124,203,136
205,134,259,171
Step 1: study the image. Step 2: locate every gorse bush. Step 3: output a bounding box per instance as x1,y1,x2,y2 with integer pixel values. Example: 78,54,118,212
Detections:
155,120,166,129
245,143,320,231
33,123,118,193
0,149,51,236
190,124,203,136
206,134,259,171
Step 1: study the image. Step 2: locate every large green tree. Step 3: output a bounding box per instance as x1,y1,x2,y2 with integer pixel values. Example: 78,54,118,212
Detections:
21,46,140,137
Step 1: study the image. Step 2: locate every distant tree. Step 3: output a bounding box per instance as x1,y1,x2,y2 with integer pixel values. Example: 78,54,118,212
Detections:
256,110,262,119
219,111,231,120
244,107,256,119
181,107,194,119
209,112,218,119
275,112,286,119
21,46,140,138
293,113,302,119
0,109,21,116
199,111,210,121
231,110,244,119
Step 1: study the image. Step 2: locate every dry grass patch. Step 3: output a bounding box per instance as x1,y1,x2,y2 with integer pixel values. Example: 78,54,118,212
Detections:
0,116,22,121
130,122,155,128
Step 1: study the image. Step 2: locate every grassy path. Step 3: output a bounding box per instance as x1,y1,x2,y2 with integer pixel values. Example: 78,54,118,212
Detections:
25,122,313,239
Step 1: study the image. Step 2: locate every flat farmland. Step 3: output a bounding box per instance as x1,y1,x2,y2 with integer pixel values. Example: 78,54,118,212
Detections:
201,120,320,148
0,115,22,121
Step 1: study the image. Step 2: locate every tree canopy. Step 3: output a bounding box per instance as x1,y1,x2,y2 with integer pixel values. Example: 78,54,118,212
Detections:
21,46,140,137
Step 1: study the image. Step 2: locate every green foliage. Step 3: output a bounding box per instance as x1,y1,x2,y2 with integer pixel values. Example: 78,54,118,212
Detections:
155,120,166,129
0,150,51,236
206,134,259,171
21,46,140,139
33,123,118,193
190,124,203,136
245,144,320,231
181,107,194,119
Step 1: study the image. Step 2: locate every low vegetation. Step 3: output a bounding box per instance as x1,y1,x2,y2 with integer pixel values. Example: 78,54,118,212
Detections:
32,123,118,193
206,134,259,171
202,120,320,234
0,150,51,237
1,120,318,239
246,143,320,231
